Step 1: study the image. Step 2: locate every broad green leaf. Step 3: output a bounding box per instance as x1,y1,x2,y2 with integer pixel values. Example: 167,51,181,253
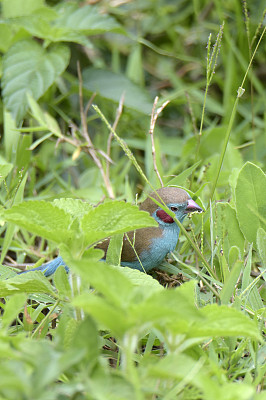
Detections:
247,285,264,311
119,266,162,290
2,39,70,122
257,228,266,267
216,202,245,258
0,23,13,52
148,355,255,400
70,316,99,366
10,14,93,47
0,264,17,280
83,68,153,115
56,315,78,350
130,281,202,326
3,201,74,244
0,163,13,185
167,161,201,186
147,353,206,388
205,143,243,188
235,162,266,246
0,271,55,296
106,233,123,265
81,200,157,245
53,265,72,298
53,198,93,220
20,341,85,391
73,294,130,336
61,250,135,308
73,272,200,336
54,3,125,35
2,0,44,18
188,305,260,340
1,293,27,329
3,110,20,163
27,94,62,138
126,44,144,85
241,245,252,291
79,373,135,400
220,259,243,304
228,246,240,268
0,172,28,263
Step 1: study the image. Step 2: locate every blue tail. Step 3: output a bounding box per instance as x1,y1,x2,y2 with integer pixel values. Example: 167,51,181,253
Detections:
19,256,69,277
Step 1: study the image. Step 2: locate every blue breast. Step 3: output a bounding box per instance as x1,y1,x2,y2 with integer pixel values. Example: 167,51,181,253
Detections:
121,224,180,272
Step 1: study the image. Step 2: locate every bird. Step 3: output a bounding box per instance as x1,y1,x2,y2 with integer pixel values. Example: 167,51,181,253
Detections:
19,187,202,276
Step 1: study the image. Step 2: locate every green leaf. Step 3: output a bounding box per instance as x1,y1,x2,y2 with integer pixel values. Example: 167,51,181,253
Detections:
2,293,27,328
3,110,21,163
10,14,93,47
3,200,74,244
130,281,202,327
55,3,125,35
228,246,240,268
2,39,70,122
81,200,157,245
257,228,266,267
0,23,13,52
147,353,205,384
126,44,144,85
241,245,252,291
235,162,266,246
70,316,100,366
73,271,200,337
2,0,45,18
62,250,135,308
73,294,130,336
167,161,201,186
1,293,27,329
106,233,123,265
0,163,13,185
53,198,93,220
27,94,62,138
53,265,72,298
216,202,245,258
220,259,243,304
189,305,261,340
0,271,55,296
83,68,153,115
0,264,17,280
0,172,28,263
119,266,162,290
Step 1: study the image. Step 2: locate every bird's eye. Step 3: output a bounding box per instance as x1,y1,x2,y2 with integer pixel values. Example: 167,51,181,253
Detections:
170,206,178,212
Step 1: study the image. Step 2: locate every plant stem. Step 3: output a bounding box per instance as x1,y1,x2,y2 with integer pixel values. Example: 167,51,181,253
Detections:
210,26,266,201
31,299,60,339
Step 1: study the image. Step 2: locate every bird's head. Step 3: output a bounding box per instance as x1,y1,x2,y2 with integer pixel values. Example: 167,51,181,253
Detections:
140,187,203,227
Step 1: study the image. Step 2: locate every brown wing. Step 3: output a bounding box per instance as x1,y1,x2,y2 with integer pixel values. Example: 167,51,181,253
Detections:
95,226,162,263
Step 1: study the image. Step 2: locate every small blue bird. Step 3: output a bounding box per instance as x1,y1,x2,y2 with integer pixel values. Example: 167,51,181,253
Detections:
20,187,202,276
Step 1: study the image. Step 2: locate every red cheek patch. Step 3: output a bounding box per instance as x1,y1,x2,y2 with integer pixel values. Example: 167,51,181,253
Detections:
156,209,174,223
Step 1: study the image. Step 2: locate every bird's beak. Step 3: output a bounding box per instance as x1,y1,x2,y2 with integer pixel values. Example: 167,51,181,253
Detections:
185,198,203,214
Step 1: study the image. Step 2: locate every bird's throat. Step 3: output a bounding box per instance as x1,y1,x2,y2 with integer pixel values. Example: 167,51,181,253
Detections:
156,209,174,224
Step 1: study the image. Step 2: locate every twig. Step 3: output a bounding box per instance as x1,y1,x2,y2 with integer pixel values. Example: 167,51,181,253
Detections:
185,91,197,136
106,92,125,180
77,62,114,198
84,92,97,116
209,25,266,202
243,0,256,160
149,96,170,187
191,24,224,188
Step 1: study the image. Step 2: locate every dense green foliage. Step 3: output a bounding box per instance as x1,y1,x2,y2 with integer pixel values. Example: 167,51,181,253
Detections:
0,0,265,399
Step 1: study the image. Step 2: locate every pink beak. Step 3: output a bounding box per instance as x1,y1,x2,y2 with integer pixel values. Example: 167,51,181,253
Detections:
185,198,203,214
